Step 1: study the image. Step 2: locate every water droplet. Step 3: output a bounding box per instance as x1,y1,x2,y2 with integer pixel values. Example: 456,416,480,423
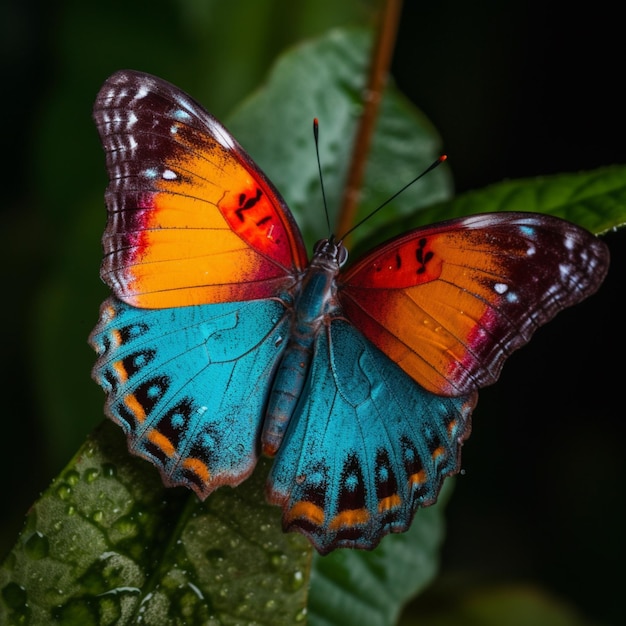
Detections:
268,551,287,570
92,510,104,523
102,463,117,477
187,582,204,601
84,468,100,483
24,531,49,559
56,484,72,500
111,515,137,537
294,607,307,622
65,470,80,486
1,582,27,610
290,569,304,591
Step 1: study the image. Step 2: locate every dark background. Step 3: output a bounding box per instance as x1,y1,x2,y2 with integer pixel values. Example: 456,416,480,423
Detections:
394,2,624,624
2,1,624,624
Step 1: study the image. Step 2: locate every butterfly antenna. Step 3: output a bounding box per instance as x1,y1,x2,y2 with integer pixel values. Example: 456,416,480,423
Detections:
313,118,332,235
339,154,448,241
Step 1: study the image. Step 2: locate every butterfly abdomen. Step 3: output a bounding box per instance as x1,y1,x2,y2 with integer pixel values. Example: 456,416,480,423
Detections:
262,255,342,457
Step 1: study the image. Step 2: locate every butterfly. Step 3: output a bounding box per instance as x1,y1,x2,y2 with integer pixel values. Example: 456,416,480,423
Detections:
89,69,610,554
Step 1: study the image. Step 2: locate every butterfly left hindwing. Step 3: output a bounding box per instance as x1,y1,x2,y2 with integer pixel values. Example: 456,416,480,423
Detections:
90,296,290,494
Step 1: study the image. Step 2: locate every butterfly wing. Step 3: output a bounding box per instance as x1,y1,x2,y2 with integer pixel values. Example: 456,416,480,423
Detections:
339,212,610,397
89,297,290,496
266,319,476,554
93,70,307,309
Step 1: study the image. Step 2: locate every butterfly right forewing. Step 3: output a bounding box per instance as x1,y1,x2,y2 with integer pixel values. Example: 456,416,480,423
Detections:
339,212,610,396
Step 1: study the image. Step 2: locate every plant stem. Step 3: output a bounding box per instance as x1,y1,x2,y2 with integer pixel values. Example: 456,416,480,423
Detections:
336,0,403,240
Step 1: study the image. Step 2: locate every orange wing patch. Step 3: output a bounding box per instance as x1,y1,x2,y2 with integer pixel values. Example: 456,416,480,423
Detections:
95,70,307,310
341,227,498,395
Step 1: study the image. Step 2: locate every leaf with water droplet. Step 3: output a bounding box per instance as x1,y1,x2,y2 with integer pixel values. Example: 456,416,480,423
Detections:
0,420,310,624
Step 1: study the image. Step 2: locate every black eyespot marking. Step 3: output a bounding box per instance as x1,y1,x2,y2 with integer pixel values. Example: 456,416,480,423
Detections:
416,238,434,274
234,188,263,221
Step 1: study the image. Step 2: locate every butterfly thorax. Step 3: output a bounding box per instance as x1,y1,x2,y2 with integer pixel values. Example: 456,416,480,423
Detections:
294,237,347,321
261,238,347,457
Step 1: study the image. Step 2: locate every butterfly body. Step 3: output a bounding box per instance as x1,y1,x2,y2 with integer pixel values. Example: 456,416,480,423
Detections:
90,70,609,554
262,238,345,457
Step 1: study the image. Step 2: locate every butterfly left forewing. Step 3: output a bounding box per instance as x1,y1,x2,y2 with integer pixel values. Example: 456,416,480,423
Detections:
93,70,307,309
339,212,609,396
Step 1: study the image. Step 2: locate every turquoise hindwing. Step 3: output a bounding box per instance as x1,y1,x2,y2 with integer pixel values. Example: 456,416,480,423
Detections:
267,319,476,554
90,297,290,496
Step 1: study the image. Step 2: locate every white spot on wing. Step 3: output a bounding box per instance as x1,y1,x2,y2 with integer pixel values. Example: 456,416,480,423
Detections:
173,109,192,122
559,263,573,281
207,117,235,149
135,84,149,99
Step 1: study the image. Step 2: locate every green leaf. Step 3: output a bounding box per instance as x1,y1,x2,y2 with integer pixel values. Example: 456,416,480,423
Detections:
228,28,451,247
353,165,626,259
308,482,455,626
0,422,310,625
433,165,626,231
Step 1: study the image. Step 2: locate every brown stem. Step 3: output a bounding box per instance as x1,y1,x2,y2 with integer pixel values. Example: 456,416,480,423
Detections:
335,0,403,240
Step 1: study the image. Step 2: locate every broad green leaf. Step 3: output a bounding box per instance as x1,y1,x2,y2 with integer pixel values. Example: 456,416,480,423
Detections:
0,422,310,625
229,28,451,247
308,482,454,626
351,164,626,259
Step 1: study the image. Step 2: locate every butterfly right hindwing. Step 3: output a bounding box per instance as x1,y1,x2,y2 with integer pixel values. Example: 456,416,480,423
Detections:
266,318,476,554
